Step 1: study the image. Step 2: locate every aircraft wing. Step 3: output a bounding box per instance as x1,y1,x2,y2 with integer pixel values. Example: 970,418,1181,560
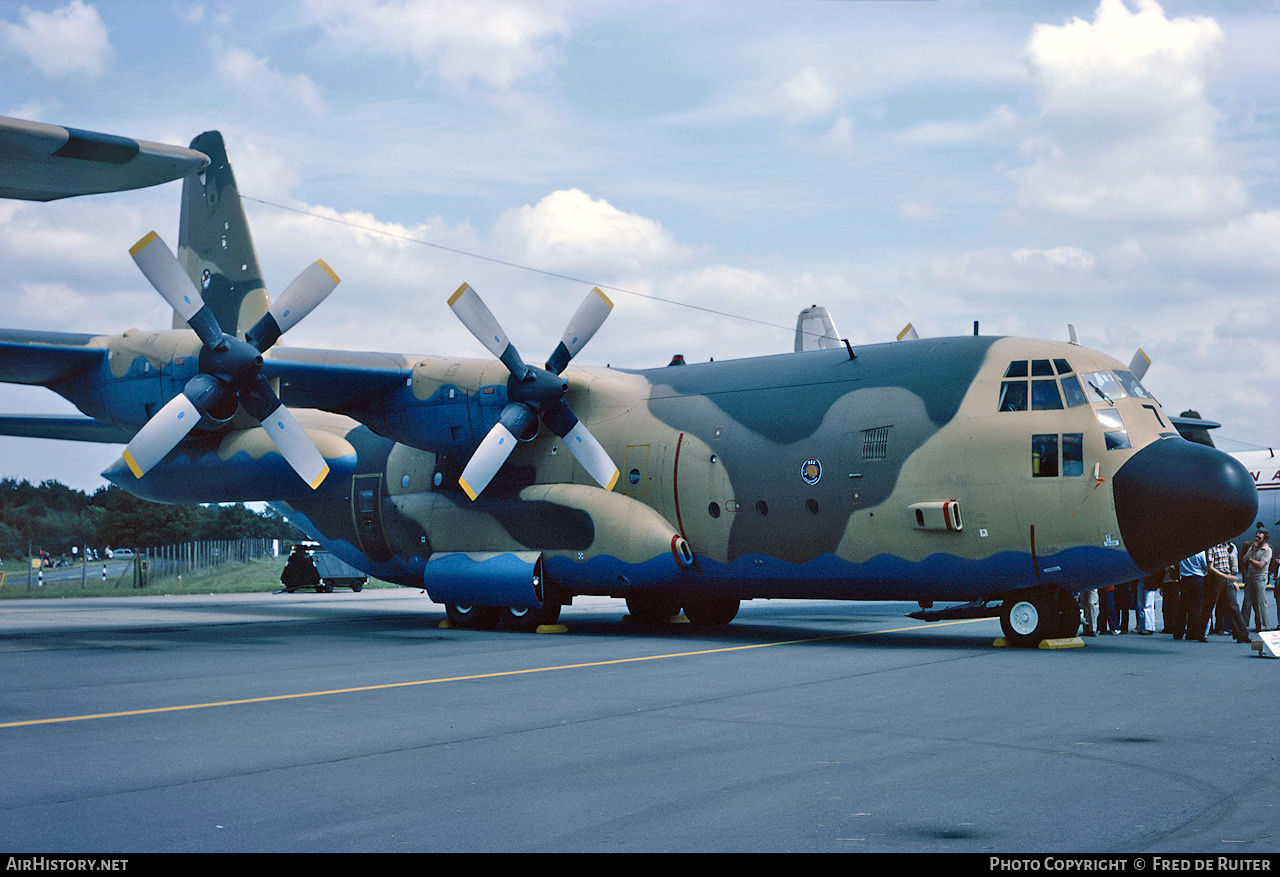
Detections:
0,115,209,201
0,415,133,444
262,347,414,412
0,334,107,385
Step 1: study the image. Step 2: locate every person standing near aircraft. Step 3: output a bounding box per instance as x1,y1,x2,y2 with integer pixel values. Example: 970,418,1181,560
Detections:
1240,529,1273,632
1195,542,1250,643
1171,552,1206,640
1135,571,1160,635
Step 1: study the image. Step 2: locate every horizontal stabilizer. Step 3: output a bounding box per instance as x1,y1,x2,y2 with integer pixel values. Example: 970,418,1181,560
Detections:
0,415,133,444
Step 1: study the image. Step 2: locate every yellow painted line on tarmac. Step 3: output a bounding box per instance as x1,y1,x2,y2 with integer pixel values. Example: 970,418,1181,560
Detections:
0,618,982,729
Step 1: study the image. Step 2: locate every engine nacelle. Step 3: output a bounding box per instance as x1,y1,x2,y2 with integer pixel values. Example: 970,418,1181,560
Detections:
423,551,548,609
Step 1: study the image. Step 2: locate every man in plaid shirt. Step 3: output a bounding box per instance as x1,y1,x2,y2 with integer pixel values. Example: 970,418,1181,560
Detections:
1194,541,1250,643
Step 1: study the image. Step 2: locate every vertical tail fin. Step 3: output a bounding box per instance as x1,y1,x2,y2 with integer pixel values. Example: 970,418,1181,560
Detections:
175,131,268,338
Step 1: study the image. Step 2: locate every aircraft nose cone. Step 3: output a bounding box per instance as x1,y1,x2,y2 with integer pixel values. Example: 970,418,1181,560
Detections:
1112,438,1257,573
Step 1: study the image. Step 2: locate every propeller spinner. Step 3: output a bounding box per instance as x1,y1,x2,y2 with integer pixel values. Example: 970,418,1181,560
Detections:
118,231,339,489
449,283,620,500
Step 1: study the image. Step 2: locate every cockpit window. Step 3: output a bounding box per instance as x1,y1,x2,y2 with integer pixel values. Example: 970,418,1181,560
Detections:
998,359,1085,411
1031,379,1064,410
1094,407,1131,450
999,381,1028,412
1060,375,1088,407
1095,408,1125,430
1113,370,1154,400
1083,370,1125,403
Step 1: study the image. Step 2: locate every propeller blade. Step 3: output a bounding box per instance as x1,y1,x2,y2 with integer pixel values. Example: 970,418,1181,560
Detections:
896,323,918,342
120,393,203,479
129,231,224,349
544,398,619,491
448,283,528,377
1128,348,1151,381
260,402,331,490
458,421,520,501
246,259,340,352
238,374,330,489
546,287,613,374
563,420,619,491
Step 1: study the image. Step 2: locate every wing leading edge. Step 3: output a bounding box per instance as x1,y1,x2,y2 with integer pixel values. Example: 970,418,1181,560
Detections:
0,115,209,202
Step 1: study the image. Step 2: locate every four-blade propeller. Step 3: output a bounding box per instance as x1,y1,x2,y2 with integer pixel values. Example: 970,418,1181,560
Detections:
119,231,339,490
449,283,620,501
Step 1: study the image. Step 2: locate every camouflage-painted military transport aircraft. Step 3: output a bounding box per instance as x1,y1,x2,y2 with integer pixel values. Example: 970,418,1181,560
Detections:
0,129,1258,644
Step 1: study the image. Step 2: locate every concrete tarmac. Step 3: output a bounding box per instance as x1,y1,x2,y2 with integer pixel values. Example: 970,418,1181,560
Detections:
0,589,1275,853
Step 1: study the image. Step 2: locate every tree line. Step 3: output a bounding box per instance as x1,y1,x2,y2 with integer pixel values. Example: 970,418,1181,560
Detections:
0,478,305,559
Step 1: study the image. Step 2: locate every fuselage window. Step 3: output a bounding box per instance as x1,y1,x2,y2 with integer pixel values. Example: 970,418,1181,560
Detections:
1032,432,1085,477
1031,379,1064,410
999,381,1028,412
1032,434,1059,477
1063,433,1084,475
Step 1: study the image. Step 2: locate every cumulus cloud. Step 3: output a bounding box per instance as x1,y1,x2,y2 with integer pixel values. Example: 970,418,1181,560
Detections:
305,0,568,90
776,66,841,124
0,0,113,79
1011,0,1245,224
213,45,325,117
490,189,690,276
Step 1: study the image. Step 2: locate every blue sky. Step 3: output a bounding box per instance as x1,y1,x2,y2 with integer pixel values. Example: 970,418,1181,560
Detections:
1,0,1277,492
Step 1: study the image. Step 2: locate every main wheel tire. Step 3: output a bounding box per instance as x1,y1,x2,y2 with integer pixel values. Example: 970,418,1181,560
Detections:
502,604,561,632
1001,587,1077,646
626,595,681,625
682,596,740,626
445,604,502,630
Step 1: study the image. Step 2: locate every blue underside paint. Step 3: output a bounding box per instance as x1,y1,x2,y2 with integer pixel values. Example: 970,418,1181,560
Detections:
276,502,1144,606
104,446,358,504
683,545,1144,602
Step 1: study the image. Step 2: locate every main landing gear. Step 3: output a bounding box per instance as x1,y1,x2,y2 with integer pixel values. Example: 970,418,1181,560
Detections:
444,603,562,632
999,585,1081,647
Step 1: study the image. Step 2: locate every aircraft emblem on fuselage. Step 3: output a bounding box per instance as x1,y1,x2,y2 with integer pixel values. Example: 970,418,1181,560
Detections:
801,458,822,485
